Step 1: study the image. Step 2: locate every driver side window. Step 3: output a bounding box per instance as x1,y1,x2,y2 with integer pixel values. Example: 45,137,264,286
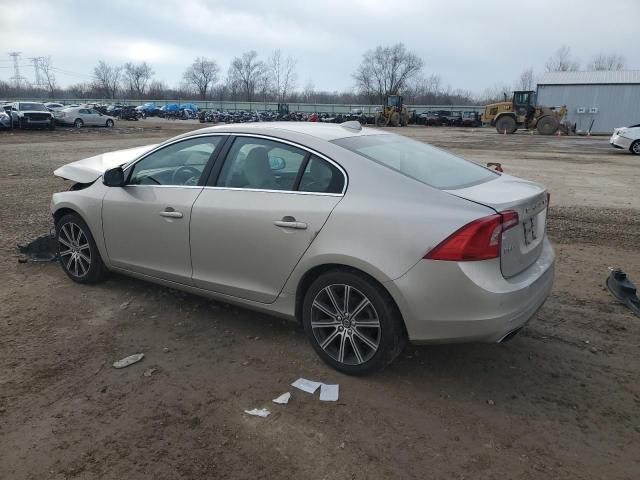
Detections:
128,136,223,186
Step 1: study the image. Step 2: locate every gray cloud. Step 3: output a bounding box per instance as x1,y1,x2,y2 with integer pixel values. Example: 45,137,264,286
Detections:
1,0,638,94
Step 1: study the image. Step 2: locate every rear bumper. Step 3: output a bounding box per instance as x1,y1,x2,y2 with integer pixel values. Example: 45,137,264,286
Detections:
387,237,555,343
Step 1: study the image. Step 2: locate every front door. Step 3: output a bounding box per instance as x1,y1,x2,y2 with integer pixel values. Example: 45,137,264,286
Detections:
102,135,226,284
190,136,346,303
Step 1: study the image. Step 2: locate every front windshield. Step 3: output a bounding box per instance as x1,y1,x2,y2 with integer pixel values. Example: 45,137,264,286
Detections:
19,103,48,111
332,134,497,190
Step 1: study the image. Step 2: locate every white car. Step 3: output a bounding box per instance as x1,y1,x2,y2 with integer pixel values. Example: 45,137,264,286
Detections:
51,122,554,375
56,106,115,128
610,124,640,155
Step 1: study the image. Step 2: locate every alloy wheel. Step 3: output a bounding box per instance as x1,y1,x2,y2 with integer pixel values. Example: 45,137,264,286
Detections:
58,222,91,278
310,284,381,365
632,141,640,155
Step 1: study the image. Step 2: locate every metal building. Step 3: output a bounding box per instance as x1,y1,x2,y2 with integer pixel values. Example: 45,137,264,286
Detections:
536,70,640,134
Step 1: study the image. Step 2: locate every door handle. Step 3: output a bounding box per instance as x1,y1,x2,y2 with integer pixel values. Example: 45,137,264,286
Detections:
274,216,307,230
159,208,183,218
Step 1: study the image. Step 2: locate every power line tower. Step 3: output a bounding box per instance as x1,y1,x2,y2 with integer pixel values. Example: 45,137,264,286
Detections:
8,51,26,89
29,56,44,87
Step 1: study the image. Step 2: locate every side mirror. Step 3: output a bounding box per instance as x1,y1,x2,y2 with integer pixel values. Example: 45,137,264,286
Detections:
103,167,125,187
268,156,286,170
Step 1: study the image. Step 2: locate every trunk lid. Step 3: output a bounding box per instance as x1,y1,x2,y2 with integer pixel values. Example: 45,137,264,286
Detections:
53,144,157,183
445,174,548,278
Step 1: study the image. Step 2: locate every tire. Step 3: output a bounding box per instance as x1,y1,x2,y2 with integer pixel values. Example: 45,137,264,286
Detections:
56,213,108,284
49,120,55,131
536,115,560,135
390,112,400,127
105,119,114,128
74,118,84,129
495,115,517,134
630,140,640,155
400,113,409,127
18,118,25,129
375,113,386,127
302,270,407,375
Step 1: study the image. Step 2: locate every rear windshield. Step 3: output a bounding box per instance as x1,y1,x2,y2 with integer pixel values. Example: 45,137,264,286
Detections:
332,134,497,190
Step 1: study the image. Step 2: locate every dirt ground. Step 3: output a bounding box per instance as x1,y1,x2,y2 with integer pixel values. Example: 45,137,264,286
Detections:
1,120,639,479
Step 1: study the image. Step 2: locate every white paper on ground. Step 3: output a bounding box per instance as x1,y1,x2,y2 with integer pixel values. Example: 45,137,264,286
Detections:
112,353,144,369
244,408,270,418
272,392,291,404
291,378,322,394
320,384,339,401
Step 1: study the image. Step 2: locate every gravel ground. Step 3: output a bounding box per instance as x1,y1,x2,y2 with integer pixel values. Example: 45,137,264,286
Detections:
1,121,639,479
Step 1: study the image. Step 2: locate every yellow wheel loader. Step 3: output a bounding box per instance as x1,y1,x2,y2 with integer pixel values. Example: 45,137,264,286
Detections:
483,91,569,135
375,95,410,127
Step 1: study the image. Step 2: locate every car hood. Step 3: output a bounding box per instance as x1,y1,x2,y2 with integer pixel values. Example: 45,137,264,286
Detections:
53,144,157,183
19,110,52,115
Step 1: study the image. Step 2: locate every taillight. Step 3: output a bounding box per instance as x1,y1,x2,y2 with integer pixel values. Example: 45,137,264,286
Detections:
424,211,519,261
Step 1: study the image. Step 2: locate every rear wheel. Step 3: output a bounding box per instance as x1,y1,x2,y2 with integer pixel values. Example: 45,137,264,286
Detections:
400,112,409,127
302,270,407,375
56,213,108,284
105,119,114,128
495,115,517,134
630,140,640,155
390,112,400,127
536,115,560,135
74,118,84,129
375,113,386,127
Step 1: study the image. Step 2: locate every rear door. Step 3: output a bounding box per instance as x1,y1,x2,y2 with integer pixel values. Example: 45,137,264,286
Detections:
190,136,346,303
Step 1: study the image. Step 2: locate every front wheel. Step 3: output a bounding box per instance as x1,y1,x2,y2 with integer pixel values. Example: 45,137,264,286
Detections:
105,119,114,128
56,213,108,283
302,270,407,375
630,140,640,155
74,118,84,129
495,115,517,134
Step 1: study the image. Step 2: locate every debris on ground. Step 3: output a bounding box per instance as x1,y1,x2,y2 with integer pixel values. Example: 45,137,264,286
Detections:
291,378,322,394
244,408,270,418
143,367,157,377
119,301,130,310
319,384,339,402
17,232,57,262
112,353,145,369
272,392,291,405
606,269,640,316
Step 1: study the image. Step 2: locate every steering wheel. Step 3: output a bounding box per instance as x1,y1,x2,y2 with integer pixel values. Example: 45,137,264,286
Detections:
171,165,201,185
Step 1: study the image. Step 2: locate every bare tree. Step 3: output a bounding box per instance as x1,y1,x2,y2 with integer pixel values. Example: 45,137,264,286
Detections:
516,67,535,90
353,43,423,103
39,56,57,97
147,80,168,99
183,57,219,100
545,45,579,72
268,49,297,103
228,51,267,102
587,53,626,71
93,61,122,99
124,62,154,97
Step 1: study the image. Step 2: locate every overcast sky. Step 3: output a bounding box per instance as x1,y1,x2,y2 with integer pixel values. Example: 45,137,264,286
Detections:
1,0,638,95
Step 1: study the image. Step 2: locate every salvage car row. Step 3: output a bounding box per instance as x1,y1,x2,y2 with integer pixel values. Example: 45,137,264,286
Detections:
0,102,117,129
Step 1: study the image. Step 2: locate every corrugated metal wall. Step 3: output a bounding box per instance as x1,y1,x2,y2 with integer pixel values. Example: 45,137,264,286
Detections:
537,84,640,134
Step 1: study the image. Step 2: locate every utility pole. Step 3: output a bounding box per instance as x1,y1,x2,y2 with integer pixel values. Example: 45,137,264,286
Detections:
8,51,26,89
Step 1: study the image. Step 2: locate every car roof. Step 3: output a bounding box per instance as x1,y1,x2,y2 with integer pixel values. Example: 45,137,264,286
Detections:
188,122,390,141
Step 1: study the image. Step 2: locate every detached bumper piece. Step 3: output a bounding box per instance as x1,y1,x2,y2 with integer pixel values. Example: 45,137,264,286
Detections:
606,269,640,316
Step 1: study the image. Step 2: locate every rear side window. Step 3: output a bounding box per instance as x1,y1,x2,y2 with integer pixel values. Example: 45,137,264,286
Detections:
216,137,306,191
332,134,496,190
299,155,344,194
